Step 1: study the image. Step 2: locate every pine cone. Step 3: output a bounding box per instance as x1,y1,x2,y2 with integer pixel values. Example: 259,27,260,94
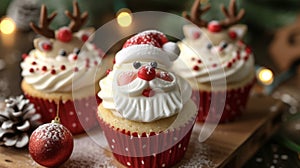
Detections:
0,95,41,148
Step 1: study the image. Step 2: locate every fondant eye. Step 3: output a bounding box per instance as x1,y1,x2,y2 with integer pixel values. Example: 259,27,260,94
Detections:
220,41,228,49
207,43,212,50
38,40,52,52
59,49,67,56
149,61,157,68
133,61,141,69
74,48,80,55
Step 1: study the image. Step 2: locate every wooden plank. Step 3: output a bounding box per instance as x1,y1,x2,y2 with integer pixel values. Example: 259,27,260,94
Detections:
0,95,284,168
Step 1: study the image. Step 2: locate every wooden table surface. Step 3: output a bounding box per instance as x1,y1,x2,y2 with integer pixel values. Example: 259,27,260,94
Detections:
0,95,285,168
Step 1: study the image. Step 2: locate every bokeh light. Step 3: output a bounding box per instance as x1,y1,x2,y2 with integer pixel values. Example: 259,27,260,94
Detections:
257,68,274,85
116,9,132,27
0,17,16,35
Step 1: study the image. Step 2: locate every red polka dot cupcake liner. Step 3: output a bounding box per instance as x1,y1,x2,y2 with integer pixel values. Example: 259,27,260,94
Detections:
192,78,256,123
97,117,196,168
25,94,101,134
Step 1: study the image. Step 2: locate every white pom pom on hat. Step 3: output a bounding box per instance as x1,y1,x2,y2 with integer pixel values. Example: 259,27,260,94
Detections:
115,30,180,67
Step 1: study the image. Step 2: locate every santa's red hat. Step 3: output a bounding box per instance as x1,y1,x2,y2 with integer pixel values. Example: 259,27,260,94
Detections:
115,30,180,67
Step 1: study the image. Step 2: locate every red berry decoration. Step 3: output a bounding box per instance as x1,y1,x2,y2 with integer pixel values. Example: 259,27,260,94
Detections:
29,120,73,167
137,66,156,81
57,27,73,42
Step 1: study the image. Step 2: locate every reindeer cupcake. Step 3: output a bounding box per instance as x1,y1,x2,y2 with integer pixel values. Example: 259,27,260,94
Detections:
172,0,255,122
21,2,112,134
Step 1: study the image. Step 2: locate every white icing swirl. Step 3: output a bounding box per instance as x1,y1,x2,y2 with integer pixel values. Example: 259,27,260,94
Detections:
21,43,106,92
172,40,254,86
98,63,192,122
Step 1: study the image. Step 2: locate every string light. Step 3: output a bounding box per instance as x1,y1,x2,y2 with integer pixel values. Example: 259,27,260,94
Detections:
116,8,132,27
0,17,16,35
257,67,274,85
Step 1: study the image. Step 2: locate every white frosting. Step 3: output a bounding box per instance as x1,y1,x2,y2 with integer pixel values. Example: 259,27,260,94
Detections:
98,62,192,122
21,43,106,93
172,40,254,86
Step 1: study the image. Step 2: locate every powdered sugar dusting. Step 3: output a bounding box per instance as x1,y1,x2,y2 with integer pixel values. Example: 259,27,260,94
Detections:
35,123,66,141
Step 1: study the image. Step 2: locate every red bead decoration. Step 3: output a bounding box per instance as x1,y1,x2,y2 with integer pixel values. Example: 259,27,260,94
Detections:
42,66,47,71
212,63,217,68
29,68,34,73
245,46,252,54
81,34,89,42
227,62,232,68
74,67,79,72
197,59,202,63
232,58,236,63
29,122,73,167
228,31,237,39
32,61,37,65
244,55,249,61
42,43,52,51
57,27,73,43
60,65,66,70
73,55,78,60
22,53,28,59
51,69,56,75
137,66,156,81
193,65,199,71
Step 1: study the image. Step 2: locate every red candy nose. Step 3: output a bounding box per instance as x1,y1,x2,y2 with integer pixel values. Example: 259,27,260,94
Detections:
138,66,156,81
208,21,222,33
57,27,73,42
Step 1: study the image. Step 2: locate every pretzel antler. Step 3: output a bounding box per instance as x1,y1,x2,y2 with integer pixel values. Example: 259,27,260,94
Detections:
182,0,211,27
219,0,245,28
65,1,88,32
30,5,57,38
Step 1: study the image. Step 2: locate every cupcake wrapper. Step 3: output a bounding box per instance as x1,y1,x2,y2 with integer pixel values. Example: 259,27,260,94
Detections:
97,117,195,168
25,94,101,134
192,78,256,123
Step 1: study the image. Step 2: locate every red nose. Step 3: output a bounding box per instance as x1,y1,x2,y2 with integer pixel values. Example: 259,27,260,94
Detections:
137,66,156,81
57,27,73,42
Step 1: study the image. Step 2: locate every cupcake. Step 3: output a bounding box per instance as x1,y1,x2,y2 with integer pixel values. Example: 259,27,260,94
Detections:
97,30,197,167
172,0,255,122
21,2,112,134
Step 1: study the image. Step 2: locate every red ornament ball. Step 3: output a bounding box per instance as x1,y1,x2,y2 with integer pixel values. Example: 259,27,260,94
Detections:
29,122,74,167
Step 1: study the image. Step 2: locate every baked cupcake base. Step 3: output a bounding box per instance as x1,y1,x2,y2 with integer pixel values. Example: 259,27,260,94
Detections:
97,100,197,168
191,73,256,123
22,81,101,134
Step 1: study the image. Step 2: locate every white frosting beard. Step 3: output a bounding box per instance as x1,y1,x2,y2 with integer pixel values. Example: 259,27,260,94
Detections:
98,63,193,122
21,43,106,93
172,40,254,86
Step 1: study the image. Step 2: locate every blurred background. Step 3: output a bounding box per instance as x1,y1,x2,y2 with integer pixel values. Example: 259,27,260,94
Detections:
0,0,300,167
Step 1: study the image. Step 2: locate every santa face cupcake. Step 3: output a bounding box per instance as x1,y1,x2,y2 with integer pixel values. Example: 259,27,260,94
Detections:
21,2,111,134
97,30,197,168
172,0,255,122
